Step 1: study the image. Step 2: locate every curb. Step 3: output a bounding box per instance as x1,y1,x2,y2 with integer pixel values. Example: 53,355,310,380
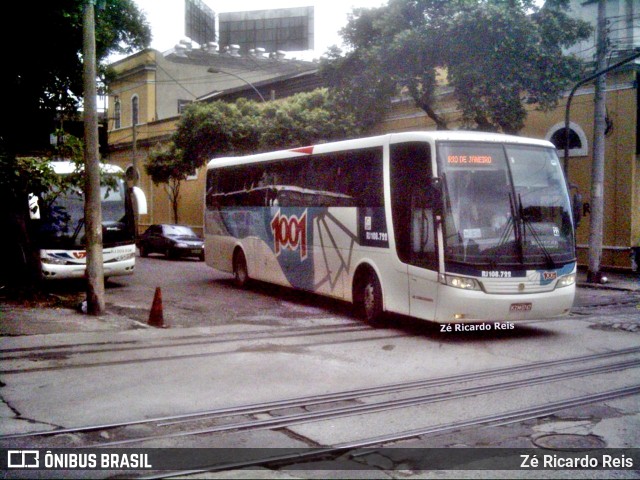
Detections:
577,281,639,292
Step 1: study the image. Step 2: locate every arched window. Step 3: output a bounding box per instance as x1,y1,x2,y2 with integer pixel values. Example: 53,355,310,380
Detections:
114,98,121,129
546,122,588,157
131,95,139,126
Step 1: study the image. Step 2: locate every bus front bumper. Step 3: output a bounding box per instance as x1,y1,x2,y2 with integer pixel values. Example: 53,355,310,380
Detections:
432,284,576,323
41,248,136,280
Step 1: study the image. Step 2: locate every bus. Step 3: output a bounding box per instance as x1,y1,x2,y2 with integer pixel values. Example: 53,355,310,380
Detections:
33,161,147,280
204,131,577,324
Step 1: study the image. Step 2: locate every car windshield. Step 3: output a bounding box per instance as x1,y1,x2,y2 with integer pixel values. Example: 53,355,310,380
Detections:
164,225,198,238
438,142,575,268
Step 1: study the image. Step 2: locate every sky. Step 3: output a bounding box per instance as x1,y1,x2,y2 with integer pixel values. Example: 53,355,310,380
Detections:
131,0,387,61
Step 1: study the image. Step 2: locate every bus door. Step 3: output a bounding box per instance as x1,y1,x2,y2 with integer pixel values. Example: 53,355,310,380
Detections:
390,142,439,320
408,187,439,320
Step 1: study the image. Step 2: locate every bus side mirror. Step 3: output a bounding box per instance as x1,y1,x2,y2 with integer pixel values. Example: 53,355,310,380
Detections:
131,186,147,215
431,177,444,217
28,193,40,220
572,191,583,228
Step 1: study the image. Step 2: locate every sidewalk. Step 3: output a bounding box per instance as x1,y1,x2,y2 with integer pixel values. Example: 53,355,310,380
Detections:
576,268,640,292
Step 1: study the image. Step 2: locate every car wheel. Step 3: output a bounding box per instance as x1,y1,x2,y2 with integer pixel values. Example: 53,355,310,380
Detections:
139,244,148,257
233,250,249,288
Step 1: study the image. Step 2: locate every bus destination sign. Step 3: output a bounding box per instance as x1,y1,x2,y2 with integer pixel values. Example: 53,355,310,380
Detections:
447,155,493,165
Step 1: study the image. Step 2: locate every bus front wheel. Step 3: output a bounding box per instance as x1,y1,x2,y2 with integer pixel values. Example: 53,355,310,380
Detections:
233,250,249,288
354,270,384,326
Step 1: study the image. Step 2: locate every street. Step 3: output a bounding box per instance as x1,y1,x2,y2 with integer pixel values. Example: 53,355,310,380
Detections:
1,257,639,478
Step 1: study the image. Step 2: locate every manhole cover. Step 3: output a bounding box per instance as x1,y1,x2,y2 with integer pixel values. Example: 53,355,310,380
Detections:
533,433,606,450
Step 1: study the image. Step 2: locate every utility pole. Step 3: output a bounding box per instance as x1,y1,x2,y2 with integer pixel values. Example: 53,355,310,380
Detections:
587,0,608,284
83,0,105,314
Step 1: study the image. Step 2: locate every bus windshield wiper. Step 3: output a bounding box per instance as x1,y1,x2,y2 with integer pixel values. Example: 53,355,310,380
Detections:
509,192,524,264
517,194,556,269
71,217,85,246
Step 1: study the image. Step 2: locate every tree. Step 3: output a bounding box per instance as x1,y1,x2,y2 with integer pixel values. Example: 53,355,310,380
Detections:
0,151,58,294
1,0,151,155
259,89,361,148
145,146,186,224
323,0,592,133
170,89,363,178
174,99,263,172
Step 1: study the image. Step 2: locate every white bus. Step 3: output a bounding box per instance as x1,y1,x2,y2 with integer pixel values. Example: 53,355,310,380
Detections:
204,131,577,324
34,161,147,280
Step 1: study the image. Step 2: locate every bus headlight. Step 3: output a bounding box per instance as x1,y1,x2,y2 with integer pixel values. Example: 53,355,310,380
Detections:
443,274,481,291
42,257,67,265
556,273,576,288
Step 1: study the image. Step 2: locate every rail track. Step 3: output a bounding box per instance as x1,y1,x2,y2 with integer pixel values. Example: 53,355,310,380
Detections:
132,385,640,479
0,322,396,374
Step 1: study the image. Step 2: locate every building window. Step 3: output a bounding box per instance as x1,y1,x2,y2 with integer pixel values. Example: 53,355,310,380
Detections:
114,98,121,129
546,122,588,157
131,95,139,126
178,99,192,114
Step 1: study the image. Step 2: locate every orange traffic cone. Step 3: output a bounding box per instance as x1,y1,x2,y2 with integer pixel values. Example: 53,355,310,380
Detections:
148,287,165,328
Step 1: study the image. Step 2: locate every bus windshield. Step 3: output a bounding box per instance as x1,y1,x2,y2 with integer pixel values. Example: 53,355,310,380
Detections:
438,142,575,268
38,177,132,249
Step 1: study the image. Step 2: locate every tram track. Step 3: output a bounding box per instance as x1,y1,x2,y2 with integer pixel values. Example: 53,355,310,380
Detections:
3,346,639,447
0,322,367,357
62,357,640,447
0,323,393,374
134,385,640,479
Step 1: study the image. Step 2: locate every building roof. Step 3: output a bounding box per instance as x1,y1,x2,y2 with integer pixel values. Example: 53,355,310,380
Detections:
162,42,321,102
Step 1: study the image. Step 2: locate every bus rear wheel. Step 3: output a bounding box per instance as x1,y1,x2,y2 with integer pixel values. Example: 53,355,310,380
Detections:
233,250,249,288
354,270,384,326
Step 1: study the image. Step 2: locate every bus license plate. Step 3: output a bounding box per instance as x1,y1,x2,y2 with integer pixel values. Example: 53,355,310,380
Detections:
510,303,532,312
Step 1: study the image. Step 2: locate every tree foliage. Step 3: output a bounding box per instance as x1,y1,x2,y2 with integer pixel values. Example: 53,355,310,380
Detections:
322,0,592,133
259,89,360,148
173,99,263,172
167,89,363,180
1,0,151,155
0,136,80,292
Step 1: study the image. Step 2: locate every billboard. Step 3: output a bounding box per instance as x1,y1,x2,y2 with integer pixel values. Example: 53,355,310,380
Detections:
218,7,314,54
185,0,216,46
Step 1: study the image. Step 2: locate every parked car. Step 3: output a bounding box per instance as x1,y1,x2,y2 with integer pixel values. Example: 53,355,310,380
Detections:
137,224,204,261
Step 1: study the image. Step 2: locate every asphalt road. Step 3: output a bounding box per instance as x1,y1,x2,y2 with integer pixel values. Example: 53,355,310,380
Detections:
96,256,638,328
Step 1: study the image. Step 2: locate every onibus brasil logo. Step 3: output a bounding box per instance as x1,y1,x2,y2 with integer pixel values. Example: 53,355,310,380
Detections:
271,209,308,260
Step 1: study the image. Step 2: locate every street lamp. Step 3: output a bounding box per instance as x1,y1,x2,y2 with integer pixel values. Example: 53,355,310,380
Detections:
207,67,267,103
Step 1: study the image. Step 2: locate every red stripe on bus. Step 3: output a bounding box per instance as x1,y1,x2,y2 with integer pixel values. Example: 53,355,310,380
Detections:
290,146,314,155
